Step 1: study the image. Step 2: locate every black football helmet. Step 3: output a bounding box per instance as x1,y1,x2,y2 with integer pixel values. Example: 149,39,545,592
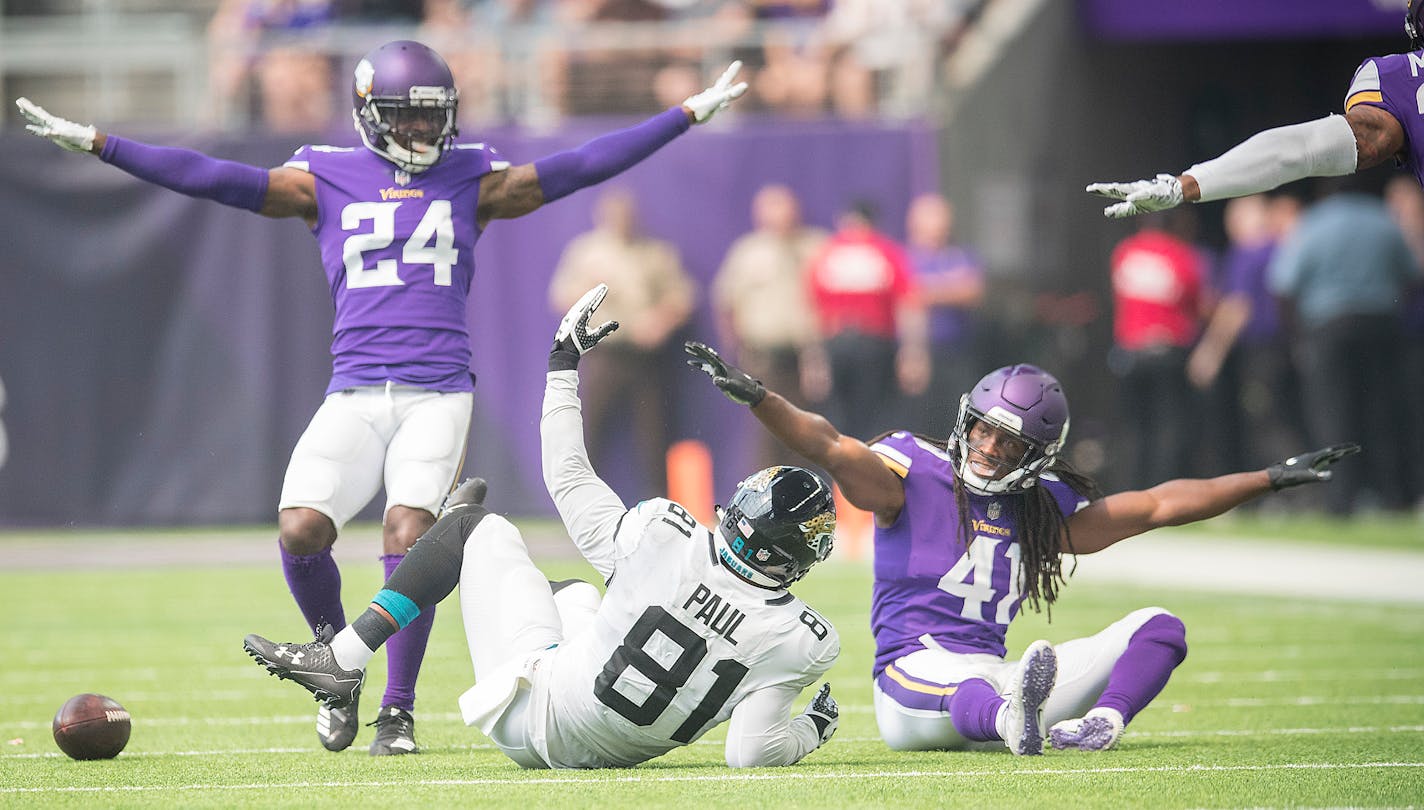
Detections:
714,466,835,589
351,40,459,173
1410,0,1424,50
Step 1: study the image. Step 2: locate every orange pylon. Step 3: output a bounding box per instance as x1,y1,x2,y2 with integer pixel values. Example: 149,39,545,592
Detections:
832,483,872,561
666,439,715,527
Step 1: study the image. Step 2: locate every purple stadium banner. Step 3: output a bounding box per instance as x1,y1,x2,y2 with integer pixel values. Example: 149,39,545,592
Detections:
1078,0,1402,41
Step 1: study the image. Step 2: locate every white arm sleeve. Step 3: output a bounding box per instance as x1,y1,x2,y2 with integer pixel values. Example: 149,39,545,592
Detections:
1186,114,1358,203
541,369,629,581
723,684,825,768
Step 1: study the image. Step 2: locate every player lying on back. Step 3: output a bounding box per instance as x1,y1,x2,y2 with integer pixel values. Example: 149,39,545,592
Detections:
686,341,1357,754
244,283,840,768
1087,2,1424,217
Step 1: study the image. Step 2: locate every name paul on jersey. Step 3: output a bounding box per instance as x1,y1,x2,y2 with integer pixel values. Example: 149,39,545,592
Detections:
682,583,746,645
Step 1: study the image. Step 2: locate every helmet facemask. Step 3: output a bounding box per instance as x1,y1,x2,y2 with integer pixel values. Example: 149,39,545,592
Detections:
1411,0,1424,50
948,396,1067,496
354,88,458,173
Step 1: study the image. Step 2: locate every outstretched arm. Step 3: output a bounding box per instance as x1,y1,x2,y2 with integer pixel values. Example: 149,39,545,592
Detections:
1065,444,1360,553
16,97,316,221
684,341,906,521
1087,106,1397,219
541,285,628,580
476,62,747,225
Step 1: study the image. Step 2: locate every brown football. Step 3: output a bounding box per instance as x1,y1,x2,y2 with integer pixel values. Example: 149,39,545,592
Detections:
52,693,131,760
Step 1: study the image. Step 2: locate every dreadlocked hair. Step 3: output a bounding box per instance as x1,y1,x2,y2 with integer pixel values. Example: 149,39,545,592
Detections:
907,431,1103,620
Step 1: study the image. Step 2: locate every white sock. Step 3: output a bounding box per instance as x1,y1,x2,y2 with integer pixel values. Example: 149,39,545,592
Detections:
330,626,376,672
995,703,1007,739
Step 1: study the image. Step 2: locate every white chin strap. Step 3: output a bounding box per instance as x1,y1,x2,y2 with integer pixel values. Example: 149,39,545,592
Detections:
353,109,439,174
957,459,1034,495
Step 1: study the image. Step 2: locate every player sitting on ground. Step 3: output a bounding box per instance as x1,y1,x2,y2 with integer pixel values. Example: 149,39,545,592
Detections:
1087,1,1424,218
686,341,1357,754
244,284,840,768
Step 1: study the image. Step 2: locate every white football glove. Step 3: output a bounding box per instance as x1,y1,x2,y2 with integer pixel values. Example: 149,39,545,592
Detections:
553,283,619,356
801,683,839,745
682,61,748,124
16,97,97,154
1086,173,1184,219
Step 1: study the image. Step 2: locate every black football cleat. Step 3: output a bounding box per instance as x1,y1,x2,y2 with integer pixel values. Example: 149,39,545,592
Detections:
243,626,364,709
317,695,360,752
440,477,488,516
368,706,419,756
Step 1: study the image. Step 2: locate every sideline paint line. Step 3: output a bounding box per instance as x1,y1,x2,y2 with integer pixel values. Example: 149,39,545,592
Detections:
6,728,1423,760
3,761,1422,794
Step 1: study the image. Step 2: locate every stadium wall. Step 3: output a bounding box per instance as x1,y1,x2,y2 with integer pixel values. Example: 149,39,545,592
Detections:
0,121,938,526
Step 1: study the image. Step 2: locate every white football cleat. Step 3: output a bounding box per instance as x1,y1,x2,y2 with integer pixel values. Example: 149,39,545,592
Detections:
1002,639,1057,756
1049,706,1125,752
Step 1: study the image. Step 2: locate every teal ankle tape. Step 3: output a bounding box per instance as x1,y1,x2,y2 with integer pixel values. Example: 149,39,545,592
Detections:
371,589,421,629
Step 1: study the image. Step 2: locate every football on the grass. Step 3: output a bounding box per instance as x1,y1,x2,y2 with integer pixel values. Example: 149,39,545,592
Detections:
52,693,131,760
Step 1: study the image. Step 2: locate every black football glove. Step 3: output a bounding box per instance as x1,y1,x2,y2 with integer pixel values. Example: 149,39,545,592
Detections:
684,341,766,407
1267,443,1361,491
801,683,839,745
550,283,620,372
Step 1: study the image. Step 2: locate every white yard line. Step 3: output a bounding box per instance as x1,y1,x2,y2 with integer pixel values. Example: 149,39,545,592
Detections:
1,761,1420,793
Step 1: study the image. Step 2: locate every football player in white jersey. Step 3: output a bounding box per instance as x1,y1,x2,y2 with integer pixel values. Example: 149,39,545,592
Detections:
245,283,841,768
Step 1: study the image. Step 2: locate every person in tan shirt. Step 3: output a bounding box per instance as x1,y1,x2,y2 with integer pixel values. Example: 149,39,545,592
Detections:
712,184,827,469
549,187,695,496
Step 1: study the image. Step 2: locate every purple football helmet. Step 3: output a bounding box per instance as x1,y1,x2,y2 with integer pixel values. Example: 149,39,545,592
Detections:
948,364,1070,495
1410,0,1424,50
351,40,459,173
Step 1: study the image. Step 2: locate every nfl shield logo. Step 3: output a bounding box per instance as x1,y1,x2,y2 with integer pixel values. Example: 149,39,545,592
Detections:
395,170,412,186
987,501,1001,520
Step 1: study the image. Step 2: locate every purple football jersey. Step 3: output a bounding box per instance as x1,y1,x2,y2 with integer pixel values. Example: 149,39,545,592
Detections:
284,142,508,394
1347,53,1424,189
867,432,1088,674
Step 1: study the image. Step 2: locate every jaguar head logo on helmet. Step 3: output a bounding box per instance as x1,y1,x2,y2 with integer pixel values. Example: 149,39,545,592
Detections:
947,364,1070,496
714,466,836,589
352,40,459,173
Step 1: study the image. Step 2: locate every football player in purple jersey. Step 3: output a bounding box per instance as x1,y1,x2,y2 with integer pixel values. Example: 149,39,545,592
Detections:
1086,2,1424,218
686,341,1357,755
16,40,747,756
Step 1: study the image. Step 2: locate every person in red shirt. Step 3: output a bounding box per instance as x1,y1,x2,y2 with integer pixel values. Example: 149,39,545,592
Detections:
803,199,928,441
1109,212,1210,489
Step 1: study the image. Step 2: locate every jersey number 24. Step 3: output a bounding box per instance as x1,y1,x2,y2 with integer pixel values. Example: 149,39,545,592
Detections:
341,200,457,289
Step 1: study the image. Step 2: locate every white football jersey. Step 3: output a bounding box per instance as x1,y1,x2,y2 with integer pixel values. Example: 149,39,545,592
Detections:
539,497,839,768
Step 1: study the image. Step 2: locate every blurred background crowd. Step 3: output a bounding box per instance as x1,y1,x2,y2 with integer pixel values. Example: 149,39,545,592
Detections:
1,0,1421,524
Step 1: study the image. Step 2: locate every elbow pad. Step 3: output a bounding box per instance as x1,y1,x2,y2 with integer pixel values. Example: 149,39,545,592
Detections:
1187,115,1357,203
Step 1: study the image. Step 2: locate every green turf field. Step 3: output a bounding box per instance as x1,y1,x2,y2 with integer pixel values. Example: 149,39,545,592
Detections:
2,520,1421,809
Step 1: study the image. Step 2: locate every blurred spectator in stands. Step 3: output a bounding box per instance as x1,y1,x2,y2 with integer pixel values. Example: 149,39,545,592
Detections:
209,0,432,132
803,198,928,441
1186,195,1308,480
712,184,827,469
1384,176,1424,507
821,0,972,119
1107,210,1208,489
549,187,696,497
208,0,337,132
1269,180,1418,513
901,191,985,435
